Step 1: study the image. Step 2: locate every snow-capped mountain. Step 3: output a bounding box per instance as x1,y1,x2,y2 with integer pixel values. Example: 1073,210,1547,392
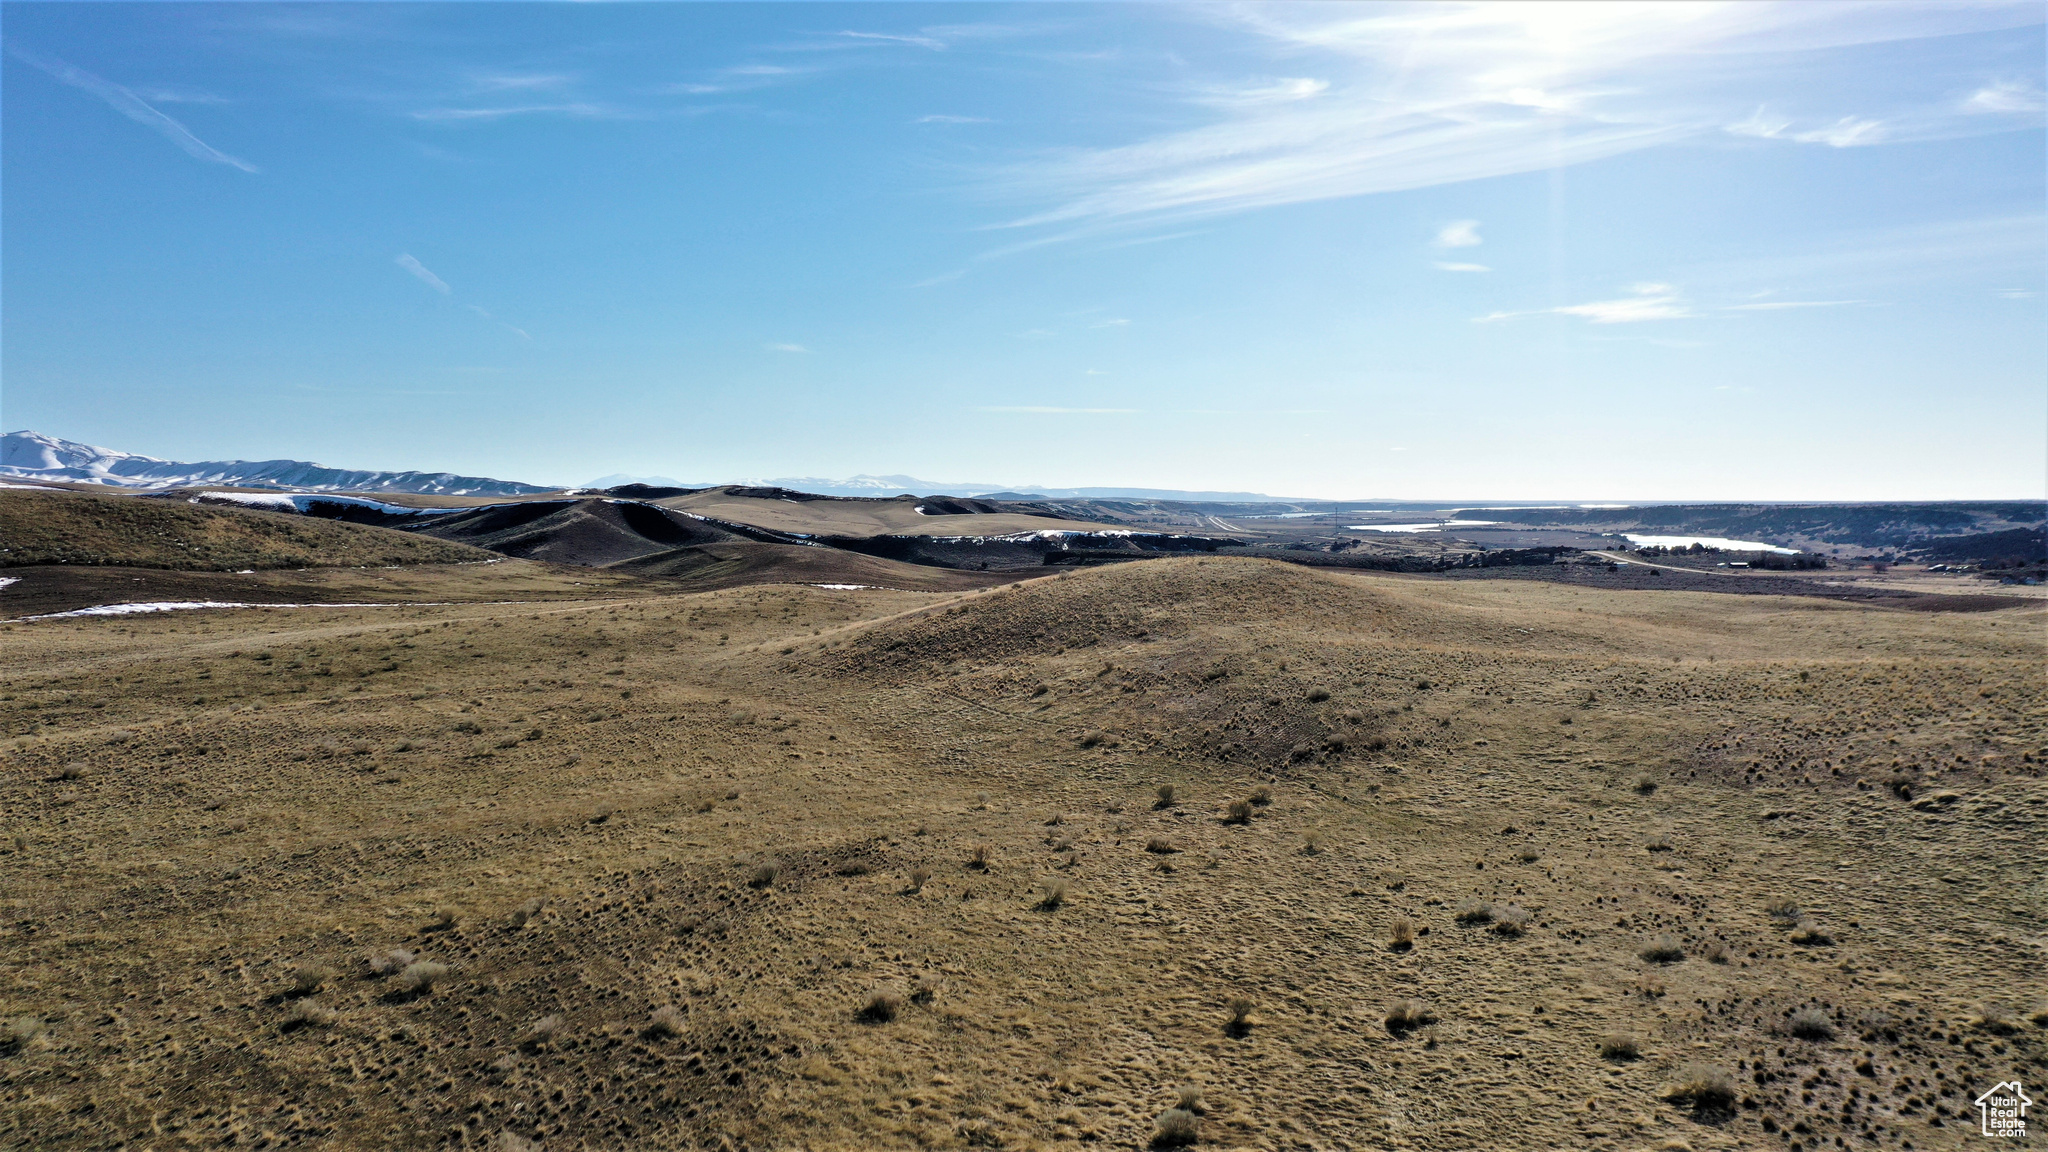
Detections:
1,431,554,497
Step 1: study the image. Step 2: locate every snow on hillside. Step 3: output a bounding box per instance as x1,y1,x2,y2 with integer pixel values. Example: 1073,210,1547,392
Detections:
1,431,554,497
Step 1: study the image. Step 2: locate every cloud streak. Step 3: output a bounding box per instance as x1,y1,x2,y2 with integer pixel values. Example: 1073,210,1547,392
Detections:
10,47,259,173
990,2,2041,234
979,406,1139,414
1479,283,1696,325
395,254,452,294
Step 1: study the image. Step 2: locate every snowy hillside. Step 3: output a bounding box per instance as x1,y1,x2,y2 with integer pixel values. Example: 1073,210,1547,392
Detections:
0,431,554,497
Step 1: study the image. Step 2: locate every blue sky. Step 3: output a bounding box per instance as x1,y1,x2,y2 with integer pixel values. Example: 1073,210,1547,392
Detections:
3,2,2043,499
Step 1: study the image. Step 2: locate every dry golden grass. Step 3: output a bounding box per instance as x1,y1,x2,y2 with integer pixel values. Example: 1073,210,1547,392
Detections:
0,556,2041,1149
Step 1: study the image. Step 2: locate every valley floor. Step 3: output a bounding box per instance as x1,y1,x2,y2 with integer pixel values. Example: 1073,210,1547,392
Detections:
1,558,2042,1150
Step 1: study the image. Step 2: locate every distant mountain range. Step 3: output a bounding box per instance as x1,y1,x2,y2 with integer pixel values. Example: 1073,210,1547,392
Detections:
586,473,1293,502
2,431,555,497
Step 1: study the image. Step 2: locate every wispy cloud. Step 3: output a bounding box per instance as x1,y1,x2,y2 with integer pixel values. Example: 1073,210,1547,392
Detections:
1964,80,2046,114
979,406,1138,414
1433,220,1482,248
917,114,991,124
838,30,946,51
1725,299,1865,311
465,303,531,340
1479,283,1695,325
9,47,259,173
471,73,574,92
411,103,623,122
1091,318,1131,328
1434,261,1491,273
765,342,810,353
988,3,2039,234
395,254,452,294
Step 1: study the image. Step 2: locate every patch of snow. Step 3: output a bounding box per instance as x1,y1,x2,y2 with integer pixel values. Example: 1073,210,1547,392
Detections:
1623,534,1799,554
811,584,874,590
16,600,415,622
0,577,19,590
194,492,468,516
0,481,66,490
913,506,928,515
1,429,552,496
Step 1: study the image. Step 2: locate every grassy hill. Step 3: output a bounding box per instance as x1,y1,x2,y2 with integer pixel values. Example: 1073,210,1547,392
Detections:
0,557,2040,1149
0,489,497,570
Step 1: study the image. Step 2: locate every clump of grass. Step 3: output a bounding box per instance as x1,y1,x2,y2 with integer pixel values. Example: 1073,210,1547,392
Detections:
1491,905,1532,937
1702,940,1731,964
972,791,990,809
749,859,782,889
1306,687,1331,702
858,990,903,1024
1515,847,1540,863
1225,997,1255,1036
510,897,544,927
1788,920,1833,946
1598,1033,1640,1061
367,948,416,977
1786,1006,1835,1039
1969,1005,2020,1035
427,908,458,931
1249,785,1272,806
518,1014,564,1050
1224,799,1252,824
968,844,993,871
1154,784,1178,809
1640,935,1686,964
1633,775,1659,795
1037,878,1069,911
1145,837,1180,855
1664,1064,1736,1112
494,1131,540,1152
1175,1085,1205,1114
907,867,932,893
1384,999,1436,1035
290,964,335,996
834,860,872,877
636,1004,683,1039
1151,1108,1200,1148
1644,834,1674,852
1388,918,1415,951
1301,831,1323,855
1764,898,1801,922
2,1015,47,1053
396,961,448,995
281,1000,336,1031
1453,898,1494,924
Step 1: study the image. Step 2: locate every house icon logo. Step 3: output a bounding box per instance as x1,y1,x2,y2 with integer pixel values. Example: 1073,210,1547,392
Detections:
1975,1081,2032,1138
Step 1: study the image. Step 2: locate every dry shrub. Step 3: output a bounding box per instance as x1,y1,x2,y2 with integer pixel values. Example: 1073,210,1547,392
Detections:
367,948,415,977
290,964,335,995
510,897,544,927
1388,918,1415,951
1645,834,1674,853
1145,837,1180,855
1306,687,1331,702
1491,905,1532,937
749,859,782,888
494,1132,540,1152
1037,878,1069,911
282,1000,337,1030
1787,1006,1835,1040
1154,784,1177,809
518,1014,564,1050
1764,898,1801,922
1301,831,1323,855
1249,785,1272,806
1225,799,1253,824
1151,1108,1200,1148
427,908,458,930
907,867,932,893
694,797,717,813
1640,935,1685,964
858,990,903,1024
1598,1033,1640,1061
1633,775,1659,795
1515,847,1541,863
647,1005,685,1038
1788,920,1833,946
1225,997,1255,1035
968,844,993,871
1384,999,1436,1034
1175,1085,1205,1114
1664,1064,1736,1112
1453,899,1494,924
1701,940,1730,964
834,861,872,877
397,961,448,994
